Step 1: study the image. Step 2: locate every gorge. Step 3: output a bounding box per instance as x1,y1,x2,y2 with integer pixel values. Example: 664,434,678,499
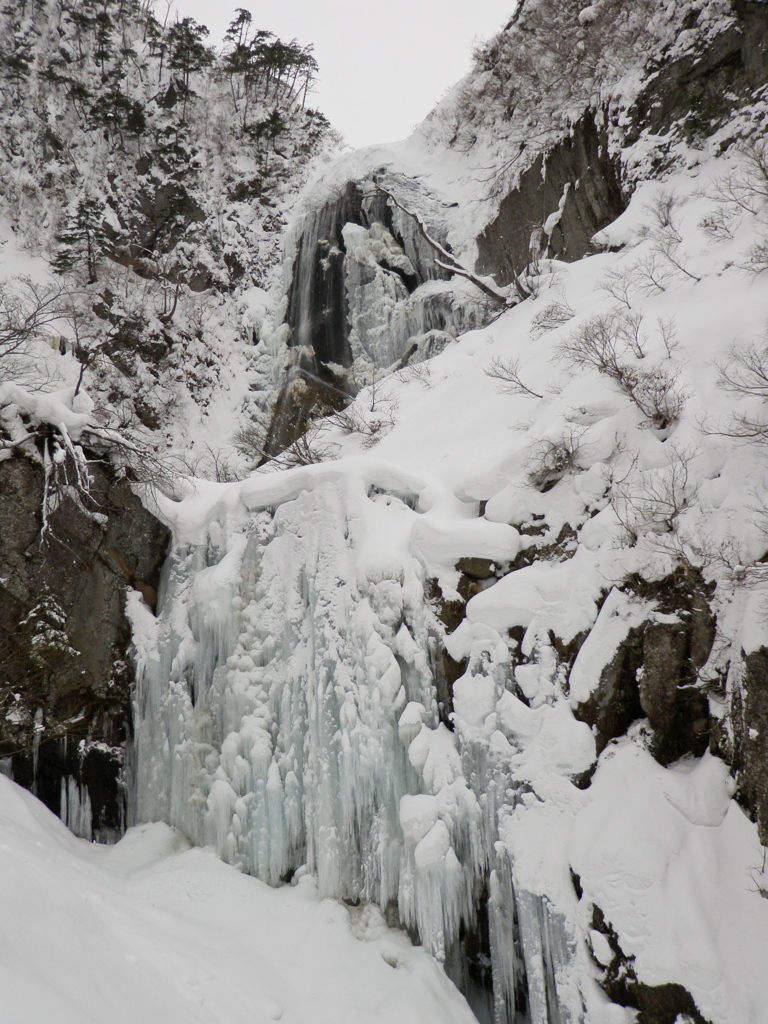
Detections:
2,2,768,1022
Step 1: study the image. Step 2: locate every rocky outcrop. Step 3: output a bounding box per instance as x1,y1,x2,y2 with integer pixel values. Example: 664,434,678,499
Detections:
739,647,768,845
717,645,768,845
475,112,625,285
0,454,169,841
477,4,768,289
630,1,768,143
573,569,715,764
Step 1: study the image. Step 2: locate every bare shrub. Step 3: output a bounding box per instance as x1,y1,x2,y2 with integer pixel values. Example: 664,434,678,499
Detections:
558,311,625,378
716,338,768,399
599,266,636,310
631,250,673,294
330,398,398,450
708,334,768,445
657,315,679,358
179,444,243,482
646,188,684,233
234,418,339,468
705,139,768,216
391,360,433,387
632,231,702,294
749,847,768,900
617,189,703,294
611,446,698,541
652,230,702,284
621,364,687,428
740,238,768,275
0,278,66,367
618,309,646,358
526,427,585,492
530,298,575,337
283,424,340,465
232,420,267,459
558,310,686,428
698,205,740,241
484,356,543,398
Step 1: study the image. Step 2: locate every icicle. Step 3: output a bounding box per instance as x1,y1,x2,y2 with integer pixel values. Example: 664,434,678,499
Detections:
62,777,93,841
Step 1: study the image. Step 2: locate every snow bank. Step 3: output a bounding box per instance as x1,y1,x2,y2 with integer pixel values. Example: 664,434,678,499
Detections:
0,774,476,1024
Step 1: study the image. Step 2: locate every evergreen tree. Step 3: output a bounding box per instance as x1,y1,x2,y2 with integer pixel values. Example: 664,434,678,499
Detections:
19,590,79,685
167,16,213,117
87,66,146,148
52,195,112,284
224,8,252,51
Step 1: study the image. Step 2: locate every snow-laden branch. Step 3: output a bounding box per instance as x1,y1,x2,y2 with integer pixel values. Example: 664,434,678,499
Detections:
375,185,525,307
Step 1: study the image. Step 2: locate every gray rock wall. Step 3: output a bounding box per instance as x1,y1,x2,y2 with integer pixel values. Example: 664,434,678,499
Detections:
0,454,169,840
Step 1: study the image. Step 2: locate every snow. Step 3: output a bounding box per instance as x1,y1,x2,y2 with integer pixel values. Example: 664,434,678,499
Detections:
0,773,477,1024
568,588,654,706
570,742,768,1024
466,547,606,644
127,140,768,1022
0,383,92,441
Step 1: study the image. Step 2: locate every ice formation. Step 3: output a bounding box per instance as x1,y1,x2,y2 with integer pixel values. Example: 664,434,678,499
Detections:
282,176,489,380
129,457,606,1022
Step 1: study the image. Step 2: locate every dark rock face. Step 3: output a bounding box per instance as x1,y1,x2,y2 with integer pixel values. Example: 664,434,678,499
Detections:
735,0,768,86
573,570,715,763
575,621,646,756
0,454,169,840
630,3,768,144
719,646,768,845
476,9,768,290
476,112,625,286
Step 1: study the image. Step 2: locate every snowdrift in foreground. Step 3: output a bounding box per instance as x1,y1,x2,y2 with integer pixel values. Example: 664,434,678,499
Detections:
0,774,475,1024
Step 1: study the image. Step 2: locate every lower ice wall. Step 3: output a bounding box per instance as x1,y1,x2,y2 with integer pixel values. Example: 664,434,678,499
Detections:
127,468,768,1024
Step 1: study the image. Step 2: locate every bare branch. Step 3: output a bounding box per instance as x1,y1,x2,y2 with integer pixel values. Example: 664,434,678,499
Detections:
657,315,679,359
611,445,698,541
375,184,522,306
558,310,686,428
0,278,67,362
484,355,543,398
716,340,768,399
526,426,586,492
234,417,339,468
530,298,575,337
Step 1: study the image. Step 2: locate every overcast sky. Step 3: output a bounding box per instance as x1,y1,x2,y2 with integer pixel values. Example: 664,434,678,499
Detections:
173,0,514,148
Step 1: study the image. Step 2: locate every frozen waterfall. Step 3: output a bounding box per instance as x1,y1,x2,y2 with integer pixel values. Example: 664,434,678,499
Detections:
127,456,604,1024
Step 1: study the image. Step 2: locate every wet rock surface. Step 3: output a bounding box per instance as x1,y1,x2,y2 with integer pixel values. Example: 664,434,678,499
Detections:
0,454,169,839
722,645,768,846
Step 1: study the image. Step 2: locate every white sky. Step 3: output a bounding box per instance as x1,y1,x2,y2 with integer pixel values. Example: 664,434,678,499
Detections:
172,0,514,148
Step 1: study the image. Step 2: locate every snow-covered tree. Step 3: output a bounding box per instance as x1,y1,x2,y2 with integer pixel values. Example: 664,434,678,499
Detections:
52,195,113,284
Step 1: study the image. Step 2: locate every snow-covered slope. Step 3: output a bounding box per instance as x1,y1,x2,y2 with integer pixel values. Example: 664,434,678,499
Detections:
0,773,476,1024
